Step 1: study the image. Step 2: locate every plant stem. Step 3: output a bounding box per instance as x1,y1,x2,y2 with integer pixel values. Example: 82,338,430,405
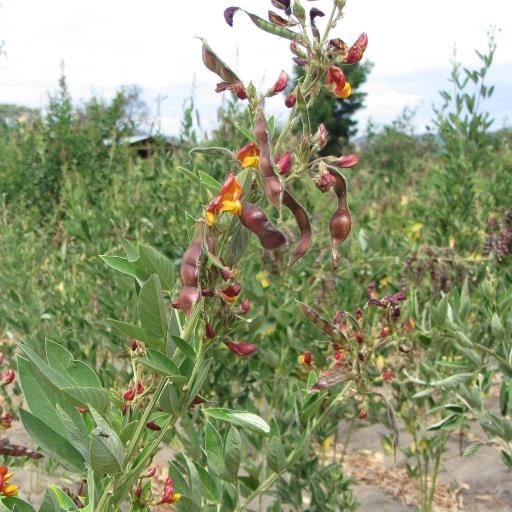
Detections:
234,382,352,512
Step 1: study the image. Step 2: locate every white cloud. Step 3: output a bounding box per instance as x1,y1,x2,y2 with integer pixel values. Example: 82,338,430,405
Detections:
1,0,511,134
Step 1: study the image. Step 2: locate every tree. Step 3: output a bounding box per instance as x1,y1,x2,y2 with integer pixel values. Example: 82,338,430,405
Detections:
292,60,373,154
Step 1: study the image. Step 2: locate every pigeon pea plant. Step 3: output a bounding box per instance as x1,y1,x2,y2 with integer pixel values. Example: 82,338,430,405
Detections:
0,1,410,510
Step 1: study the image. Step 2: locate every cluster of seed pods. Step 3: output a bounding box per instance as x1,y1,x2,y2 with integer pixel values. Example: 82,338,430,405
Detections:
176,0,368,318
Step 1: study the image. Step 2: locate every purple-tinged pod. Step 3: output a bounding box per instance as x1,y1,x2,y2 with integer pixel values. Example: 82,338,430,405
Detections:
282,189,312,267
328,170,351,269
240,201,286,250
177,229,203,316
254,109,282,208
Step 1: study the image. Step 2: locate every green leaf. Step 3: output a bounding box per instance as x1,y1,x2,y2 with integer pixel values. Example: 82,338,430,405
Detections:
0,498,36,512
138,274,167,338
203,408,270,435
19,409,85,474
462,442,482,458
205,422,225,477
121,237,139,262
99,255,137,277
195,464,221,502
138,245,175,291
137,349,186,382
427,413,460,431
108,319,164,350
62,386,108,414
171,335,196,359
17,356,66,437
235,125,257,143
431,373,473,388
159,383,181,415
267,436,285,473
88,409,125,474
198,171,221,191
224,427,241,482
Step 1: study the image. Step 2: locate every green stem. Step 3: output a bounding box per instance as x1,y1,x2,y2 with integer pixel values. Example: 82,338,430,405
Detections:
234,382,352,512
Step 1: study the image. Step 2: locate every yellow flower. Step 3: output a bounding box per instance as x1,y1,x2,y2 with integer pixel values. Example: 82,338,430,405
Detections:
0,465,18,497
336,82,352,99
205,172,243,226
256,270,270,288
236,142,260,169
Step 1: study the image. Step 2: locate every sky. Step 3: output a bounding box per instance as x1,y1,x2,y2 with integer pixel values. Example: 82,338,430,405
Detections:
1,0,512,137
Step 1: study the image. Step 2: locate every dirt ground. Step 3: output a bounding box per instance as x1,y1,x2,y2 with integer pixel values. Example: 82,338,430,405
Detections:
3,414,511,511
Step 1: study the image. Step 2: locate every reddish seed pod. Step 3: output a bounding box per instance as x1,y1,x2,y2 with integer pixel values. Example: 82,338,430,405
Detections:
146,421,162,431
177,228,203,316
240,202,286,250
328,170,351,269
254,110,282,207
282,189,312,266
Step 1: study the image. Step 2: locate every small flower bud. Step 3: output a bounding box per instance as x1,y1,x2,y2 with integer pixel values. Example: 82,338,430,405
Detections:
380,326,391,338
1,369,15,385
205,323,216,339
316,123,328,149
146,421,161,431
240,299,251,315
285,93,297,108
276,152,293,175
355,331,364,344
136,381,145,394
171,299,180,309
1,413,13,429
383,368,393,382
292,57,307,68
355,308,363,321
220,267,234,281
298,351,312,367
123,388,136,401
225,341,257,357
131,340,139,352
405,318,415,332
77,406,89,414
358,410,368,420
201,288,215,297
